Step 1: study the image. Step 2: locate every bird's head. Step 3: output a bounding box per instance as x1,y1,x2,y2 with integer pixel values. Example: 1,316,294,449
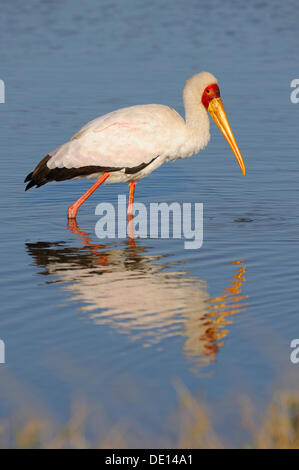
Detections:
188,72,246,176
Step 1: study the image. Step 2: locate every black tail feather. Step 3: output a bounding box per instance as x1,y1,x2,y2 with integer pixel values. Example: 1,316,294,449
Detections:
24,154,159,191
24,155,53,191
25,180,37,191
24,172,33,183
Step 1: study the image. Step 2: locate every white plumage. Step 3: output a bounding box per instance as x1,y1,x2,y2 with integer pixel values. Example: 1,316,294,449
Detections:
25,71,245,219
47,105,186,183
47,72,215,183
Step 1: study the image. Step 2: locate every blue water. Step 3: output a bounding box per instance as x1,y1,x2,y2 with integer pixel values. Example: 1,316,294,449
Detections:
0,0,298,445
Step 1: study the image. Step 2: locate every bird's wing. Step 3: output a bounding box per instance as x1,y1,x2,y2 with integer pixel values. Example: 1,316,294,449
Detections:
47,104,184,171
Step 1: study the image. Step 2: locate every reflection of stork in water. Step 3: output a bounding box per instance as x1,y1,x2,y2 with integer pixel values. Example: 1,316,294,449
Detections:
26,220,248,368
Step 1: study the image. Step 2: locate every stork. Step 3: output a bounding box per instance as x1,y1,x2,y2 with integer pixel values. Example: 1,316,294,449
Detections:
25,72,246,219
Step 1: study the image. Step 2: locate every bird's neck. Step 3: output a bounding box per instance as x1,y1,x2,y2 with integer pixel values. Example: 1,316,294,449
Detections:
183,90,210,151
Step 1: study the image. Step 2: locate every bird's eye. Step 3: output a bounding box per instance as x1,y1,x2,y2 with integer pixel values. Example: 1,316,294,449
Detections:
206,89,211,94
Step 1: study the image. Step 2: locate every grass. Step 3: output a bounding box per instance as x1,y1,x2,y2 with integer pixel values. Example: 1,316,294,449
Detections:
1,385,299,448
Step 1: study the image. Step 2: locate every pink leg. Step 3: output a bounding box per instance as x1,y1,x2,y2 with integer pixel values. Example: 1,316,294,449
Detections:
68,172,110,219
127,182,136,217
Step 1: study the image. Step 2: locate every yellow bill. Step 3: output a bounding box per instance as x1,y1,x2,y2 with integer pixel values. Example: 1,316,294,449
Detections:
208,97,246,176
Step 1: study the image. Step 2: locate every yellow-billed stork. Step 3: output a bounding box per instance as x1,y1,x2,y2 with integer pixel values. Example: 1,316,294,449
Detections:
25,72,246,219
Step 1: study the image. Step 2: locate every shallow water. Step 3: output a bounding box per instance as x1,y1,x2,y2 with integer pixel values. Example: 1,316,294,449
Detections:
0,0,298,444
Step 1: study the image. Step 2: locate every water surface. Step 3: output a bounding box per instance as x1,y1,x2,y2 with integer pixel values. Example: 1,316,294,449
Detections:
0,0,298,444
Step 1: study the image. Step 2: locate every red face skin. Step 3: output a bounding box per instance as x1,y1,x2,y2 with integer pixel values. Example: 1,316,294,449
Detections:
201,83,220,109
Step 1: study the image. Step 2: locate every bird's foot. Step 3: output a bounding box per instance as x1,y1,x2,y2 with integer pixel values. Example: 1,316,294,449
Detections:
68,204,79,219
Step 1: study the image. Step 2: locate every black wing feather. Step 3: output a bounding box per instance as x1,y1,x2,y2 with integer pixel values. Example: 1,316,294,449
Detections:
24,155,158,191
